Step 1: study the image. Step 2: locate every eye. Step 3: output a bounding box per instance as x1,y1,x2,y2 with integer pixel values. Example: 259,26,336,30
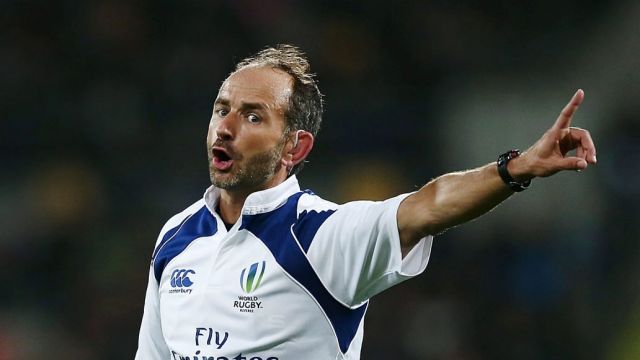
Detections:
215,108,229,117
247,113,261,123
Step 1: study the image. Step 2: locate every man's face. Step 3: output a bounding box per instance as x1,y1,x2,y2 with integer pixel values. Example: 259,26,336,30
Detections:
207,66,293,192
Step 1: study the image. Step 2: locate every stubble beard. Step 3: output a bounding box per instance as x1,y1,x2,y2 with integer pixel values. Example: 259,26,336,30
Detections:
208,139,286,191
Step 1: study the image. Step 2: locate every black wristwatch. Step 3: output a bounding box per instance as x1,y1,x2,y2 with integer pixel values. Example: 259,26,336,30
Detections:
497,149,531,192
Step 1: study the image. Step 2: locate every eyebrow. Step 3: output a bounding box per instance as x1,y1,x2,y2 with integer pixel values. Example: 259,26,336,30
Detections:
213,98,269,112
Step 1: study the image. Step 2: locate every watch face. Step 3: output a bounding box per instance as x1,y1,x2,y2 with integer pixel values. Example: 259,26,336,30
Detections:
508,150,520,159
497,149,529,192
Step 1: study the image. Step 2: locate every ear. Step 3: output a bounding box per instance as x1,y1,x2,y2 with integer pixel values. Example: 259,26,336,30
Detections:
282,130,314,173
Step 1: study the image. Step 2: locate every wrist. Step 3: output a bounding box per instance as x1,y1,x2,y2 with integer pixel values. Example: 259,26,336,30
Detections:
497,149,532,192
506,154,535,183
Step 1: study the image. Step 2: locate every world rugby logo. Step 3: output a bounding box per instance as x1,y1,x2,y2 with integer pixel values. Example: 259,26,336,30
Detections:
239,261,266,293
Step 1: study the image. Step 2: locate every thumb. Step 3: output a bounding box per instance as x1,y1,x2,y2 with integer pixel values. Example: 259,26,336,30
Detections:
559,157,588,171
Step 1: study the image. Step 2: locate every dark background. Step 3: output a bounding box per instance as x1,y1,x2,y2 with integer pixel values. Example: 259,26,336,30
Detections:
2,0,639,358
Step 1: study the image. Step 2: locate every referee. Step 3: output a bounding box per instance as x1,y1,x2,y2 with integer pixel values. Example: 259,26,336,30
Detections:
136,45,596,359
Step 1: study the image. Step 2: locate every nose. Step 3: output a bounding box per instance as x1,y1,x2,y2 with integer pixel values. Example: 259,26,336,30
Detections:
214,112,236,141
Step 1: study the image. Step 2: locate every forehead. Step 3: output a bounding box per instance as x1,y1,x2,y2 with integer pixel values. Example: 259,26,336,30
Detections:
217,66,293,111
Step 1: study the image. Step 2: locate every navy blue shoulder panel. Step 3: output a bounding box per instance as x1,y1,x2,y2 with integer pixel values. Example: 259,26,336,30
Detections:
152,205,218,283
293,209,336,253
240,191,366,354
152,215,190,260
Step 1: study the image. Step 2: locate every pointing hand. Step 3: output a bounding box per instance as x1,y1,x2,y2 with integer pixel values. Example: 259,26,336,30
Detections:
509,89,597,180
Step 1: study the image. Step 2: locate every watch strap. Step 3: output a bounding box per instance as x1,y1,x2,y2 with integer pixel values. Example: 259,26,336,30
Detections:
497,150,531,192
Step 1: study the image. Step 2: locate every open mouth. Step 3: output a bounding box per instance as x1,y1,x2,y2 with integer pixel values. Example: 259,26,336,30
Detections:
212,148,231,161
212,147,234,171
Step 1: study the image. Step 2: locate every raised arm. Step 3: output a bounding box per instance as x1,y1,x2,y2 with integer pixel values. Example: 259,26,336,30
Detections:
397,89,597,255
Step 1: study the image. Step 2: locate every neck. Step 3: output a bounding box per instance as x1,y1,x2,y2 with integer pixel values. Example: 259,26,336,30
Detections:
217,191,247,225
216,172,288,224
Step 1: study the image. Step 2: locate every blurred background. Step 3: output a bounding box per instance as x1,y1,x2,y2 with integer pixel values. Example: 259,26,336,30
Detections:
1,0,639,358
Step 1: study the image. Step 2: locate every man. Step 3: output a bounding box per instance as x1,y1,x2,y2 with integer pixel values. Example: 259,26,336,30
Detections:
136,45,596,359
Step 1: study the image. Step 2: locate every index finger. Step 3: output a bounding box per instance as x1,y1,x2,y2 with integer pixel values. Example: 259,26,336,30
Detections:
553,89,585,130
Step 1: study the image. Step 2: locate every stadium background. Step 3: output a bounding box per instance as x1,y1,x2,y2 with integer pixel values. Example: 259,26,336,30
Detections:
2,0,639,358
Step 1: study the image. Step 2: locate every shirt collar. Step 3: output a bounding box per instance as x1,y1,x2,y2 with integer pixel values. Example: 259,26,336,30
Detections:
203,175,301,216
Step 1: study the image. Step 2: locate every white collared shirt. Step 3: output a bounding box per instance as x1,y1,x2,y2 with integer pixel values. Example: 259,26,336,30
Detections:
136,176,433,360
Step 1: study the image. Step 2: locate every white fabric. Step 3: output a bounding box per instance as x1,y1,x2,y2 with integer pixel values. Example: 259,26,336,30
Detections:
135,176,433,360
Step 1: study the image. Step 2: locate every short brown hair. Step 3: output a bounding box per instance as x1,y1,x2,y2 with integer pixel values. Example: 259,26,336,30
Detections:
235,44,324,175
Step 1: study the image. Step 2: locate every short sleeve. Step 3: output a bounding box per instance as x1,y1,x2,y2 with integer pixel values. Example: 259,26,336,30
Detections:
135,265,170,359
303,193,433,307
136,201,204,359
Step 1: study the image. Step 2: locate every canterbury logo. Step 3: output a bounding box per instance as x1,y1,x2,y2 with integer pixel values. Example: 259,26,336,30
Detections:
240,261,266,293
171,269,195,288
